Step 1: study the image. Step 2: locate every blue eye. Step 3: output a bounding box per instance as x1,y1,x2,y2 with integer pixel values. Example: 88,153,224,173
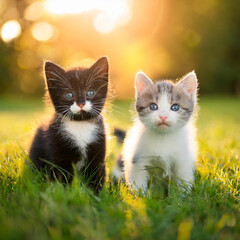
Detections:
149,103,158,111
171,104,180,111
86,90,95,97
65,92,74,99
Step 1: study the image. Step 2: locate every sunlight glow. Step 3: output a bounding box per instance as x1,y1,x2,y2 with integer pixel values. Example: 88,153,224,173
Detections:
1,20,21,43
44,0,131,33
94,13,115,34
24,2,44,21
32,22,55,42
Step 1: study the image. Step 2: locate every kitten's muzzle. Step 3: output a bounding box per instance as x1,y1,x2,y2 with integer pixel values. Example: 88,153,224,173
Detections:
156,122,171,128
77,97,86,109
159,115,168,122
78,103,85,109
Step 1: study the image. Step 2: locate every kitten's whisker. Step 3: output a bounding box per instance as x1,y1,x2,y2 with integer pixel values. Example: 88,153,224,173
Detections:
86,68,108,85
54,105,70,108
87,79,108,87
87,73,108,85
86,65,102,85
46,71,72,89
92,105,120,121
93,103,125,117
61,109,70,116
90,65,105,78
47,77,72,89
55,69,72,85
88,72,108,82
94,82,108,96
55,106,69,111
109,104,124,110
61,109,71,124
91,109,101,118
92,99,107,103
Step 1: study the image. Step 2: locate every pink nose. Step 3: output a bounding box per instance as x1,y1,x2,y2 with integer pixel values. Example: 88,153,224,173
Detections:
159,116,168,121
78,104,85,109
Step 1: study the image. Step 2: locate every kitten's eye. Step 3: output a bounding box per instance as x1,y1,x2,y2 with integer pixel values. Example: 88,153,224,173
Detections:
171,104,180,111
65,92,74,100
86,90,95,97
149,103,158,111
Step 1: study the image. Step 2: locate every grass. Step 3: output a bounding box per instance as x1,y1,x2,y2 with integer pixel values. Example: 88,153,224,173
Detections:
0,96,240,240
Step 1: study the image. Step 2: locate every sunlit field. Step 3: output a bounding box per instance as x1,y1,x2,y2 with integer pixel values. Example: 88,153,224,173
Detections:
0,96,240,240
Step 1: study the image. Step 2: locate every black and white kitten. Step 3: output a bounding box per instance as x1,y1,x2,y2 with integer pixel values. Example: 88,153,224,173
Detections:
29,57,109,194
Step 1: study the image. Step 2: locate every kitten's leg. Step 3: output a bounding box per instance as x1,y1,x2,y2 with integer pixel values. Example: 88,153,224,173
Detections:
29,127,48,170
29,126,74,183
49,163,74,184
128,162,149,194
175,160,195,190
84,137,106,195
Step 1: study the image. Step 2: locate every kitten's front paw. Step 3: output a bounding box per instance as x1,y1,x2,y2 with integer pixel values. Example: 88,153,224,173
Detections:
131,183,148,197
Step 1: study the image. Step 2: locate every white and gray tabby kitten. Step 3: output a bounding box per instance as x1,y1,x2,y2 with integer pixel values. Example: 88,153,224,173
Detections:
116,71,198,192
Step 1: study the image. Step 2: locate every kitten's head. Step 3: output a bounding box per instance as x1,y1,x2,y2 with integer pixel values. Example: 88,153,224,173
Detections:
135,71,198,132
44,57,108,121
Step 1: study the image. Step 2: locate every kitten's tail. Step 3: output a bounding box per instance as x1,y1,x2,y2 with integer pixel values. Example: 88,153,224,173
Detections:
112,128,126,183
112,154,124,184
113,128,126,143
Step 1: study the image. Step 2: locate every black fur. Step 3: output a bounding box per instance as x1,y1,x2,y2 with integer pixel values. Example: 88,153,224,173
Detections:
29,57,109,194
112,128,126,185
113,128,126,143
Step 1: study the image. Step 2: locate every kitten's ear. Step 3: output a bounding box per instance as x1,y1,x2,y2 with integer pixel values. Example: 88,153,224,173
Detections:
177,71,198,100
135,71,153,97
89,56,109,80
44,61,66,87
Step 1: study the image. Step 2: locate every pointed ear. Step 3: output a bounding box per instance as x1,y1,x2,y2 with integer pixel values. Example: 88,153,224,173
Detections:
44,61,66,88
135,71,153,97
89,56,109,81
177,71,198,99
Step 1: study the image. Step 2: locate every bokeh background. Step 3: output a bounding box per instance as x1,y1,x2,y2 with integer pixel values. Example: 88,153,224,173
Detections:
1,2,240,239
0,0,239,99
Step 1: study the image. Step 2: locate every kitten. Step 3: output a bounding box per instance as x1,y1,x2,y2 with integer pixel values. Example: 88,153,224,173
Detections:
114,71,198,193
29,57,109,194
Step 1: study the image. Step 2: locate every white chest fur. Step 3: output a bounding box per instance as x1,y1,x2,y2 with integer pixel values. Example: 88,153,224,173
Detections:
63,120,99,151
123,120,197,190
137,127,189,162
123,120,197,174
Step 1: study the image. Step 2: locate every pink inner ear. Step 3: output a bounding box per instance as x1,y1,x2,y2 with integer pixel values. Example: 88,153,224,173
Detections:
137,80,146,93
178,71,197,98
183,81,196,97
135,72,152,96
187,85,195,95
188,80,196,97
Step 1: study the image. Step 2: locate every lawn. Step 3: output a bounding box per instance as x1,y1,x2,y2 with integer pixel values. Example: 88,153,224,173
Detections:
0,96,240,240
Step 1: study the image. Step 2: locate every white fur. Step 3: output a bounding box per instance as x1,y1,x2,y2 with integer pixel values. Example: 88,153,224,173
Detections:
119,71,198,193
112,166,124,182
83,101,92,111
123,118,197,192
141,92,188,133
63,120,99,155
70,102,80,114
70,101,92,114
76,159,86,171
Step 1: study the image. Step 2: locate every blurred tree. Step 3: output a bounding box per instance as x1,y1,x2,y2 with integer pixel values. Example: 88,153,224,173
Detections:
159,0,240,94
0,0,239,98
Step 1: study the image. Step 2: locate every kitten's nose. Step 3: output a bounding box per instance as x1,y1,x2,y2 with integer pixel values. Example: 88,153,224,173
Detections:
77,97,86,109
78,103,85,109
159,116,168,122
